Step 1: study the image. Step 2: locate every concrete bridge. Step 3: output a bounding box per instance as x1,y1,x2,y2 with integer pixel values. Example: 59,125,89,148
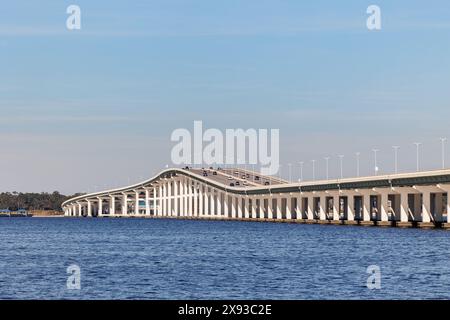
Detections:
62,167,450,229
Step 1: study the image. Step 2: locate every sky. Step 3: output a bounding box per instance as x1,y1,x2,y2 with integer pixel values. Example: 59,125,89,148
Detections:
1,0,450,194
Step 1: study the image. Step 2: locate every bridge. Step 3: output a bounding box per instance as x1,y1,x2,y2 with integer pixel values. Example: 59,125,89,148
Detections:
62,167,450,229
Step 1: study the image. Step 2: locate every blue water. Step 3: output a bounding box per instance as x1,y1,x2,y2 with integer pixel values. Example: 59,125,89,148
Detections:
0,218,449,299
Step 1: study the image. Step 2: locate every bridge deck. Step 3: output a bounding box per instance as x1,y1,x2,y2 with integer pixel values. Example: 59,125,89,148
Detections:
189,167,287,188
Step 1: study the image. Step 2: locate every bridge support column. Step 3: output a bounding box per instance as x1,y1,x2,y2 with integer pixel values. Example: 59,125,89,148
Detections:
174,180,178,216
224,194,229,218
286,196,292,219
380,191,389,222
214,193,219,216
275,196,282,219
319,195,326,220
161,184,165,216
98,198,103,217
244,196,252,219
135,191,140,215
184,179,191,216
422,191,431,223
400,191,409,222
231,196,237,218
189,180,194,217
145,189,150,215
209,191,213,217
216,193,222,217
182,180,187,216
198,185,203,217
87,200,92,217
204,189,209,217
163,184,167,216
237,196,243,218
158,185,162,216
362,192,371,222
252,197,257,219
150,187,156,216
162,182,166,216
306,196,314,220
193,183,198,216
168,181,172,216
267,197,273,219
434,193,443,222
332,194,339,221
122,194,127,215
447,192,450,224
110,196,115,216
413,194,421,220
414,186,437,224
178,180,183,217
438,186,450,224
347,194,355,221
296,195,302,220
185,180,190,216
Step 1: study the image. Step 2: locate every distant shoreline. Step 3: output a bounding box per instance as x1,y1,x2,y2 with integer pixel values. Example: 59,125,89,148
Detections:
30,210,64,217
0,210,65,218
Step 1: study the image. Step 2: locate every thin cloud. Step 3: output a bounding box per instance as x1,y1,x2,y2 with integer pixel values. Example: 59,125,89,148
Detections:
0,115,146,123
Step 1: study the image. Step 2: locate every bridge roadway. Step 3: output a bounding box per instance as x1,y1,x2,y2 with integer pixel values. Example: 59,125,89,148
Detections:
189,167,287,188
62,167,450,229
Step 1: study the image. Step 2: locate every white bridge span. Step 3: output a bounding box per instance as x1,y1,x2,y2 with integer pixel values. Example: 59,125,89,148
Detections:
62,167,450,228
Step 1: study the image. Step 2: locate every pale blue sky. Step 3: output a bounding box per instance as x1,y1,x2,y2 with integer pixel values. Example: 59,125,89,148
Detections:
1,1,450,193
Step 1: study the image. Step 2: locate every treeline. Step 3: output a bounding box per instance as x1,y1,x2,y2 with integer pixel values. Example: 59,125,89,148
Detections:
0,192,84,211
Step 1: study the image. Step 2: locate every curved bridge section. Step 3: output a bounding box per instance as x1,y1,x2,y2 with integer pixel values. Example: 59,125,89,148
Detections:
62,167,450,228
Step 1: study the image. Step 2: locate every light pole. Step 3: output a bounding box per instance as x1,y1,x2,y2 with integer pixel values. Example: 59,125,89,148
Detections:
298,161,304,182
392,146,400,174
355,152,360,177
414,142,422,172
311,160,316,181
372,149,379,175
278,164,282,182
338,155,344,179
440,138,447,169
288,163,292,183
324,157,330,180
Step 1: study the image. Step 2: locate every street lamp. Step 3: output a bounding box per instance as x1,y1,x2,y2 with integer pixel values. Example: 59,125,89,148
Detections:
355,152,360,177
298,161,304,182
338,155,344,179
392,146,400,174
288,163,292,183
440,138,447,169
311,160,316,181
324,157,330,180
413,142,422,172
372,149,379,175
